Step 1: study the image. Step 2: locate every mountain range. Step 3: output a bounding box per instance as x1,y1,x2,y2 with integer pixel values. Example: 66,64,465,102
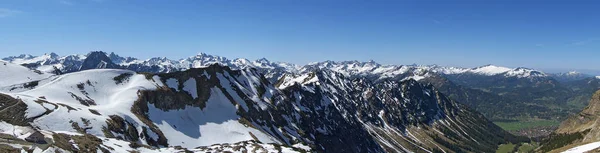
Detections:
1,51,599,152
5,51,598,121
1,51,570,80
0,53,526,152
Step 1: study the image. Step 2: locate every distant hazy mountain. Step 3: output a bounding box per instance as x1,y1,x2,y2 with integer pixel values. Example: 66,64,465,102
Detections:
549,71,593,82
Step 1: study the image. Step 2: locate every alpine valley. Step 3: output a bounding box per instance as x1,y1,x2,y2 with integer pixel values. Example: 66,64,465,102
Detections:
0,51,599,152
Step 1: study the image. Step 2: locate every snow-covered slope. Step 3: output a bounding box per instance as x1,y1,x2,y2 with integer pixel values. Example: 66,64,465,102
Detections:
0,64,313,152
8,69,162,138
562,141,600,153
2,53,60,65
146,87,279,148
466,65,511,75
0,60,52,87
19,68,281,146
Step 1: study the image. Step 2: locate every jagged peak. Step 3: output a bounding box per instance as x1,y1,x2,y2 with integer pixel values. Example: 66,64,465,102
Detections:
477,64,494,67
147,56,171,62
0,51,553,81
13,54,35,59
256,57,270,63
47,52,59,58
79,51,120,71
399,78,420,86
471,64,509,70
196,52,209,56
194,52,219,58
513,67,536,71
568,70,580,74
86,50,107,56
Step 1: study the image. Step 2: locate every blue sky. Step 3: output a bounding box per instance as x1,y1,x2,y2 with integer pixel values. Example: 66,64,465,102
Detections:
0,0,599,72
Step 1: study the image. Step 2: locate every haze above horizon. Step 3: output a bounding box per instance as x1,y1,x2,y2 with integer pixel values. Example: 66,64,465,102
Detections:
1,0,599,72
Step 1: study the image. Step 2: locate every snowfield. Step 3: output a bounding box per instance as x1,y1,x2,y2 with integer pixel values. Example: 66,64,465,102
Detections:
469,65,512,75
0,121,37,139
0,65,300,152
8,69,162,139
563,141,600,153
147,87,280,148
0,60,52,87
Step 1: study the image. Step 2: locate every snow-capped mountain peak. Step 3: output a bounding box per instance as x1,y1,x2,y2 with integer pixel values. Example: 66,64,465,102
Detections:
468,64,512,75
504,67,547,78
256,57,270,63
2,54,35,61
567,71,581,75
549,70,593,82
2,51,553,83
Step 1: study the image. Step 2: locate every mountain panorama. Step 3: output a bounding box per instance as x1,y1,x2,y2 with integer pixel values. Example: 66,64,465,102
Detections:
1,51,600,153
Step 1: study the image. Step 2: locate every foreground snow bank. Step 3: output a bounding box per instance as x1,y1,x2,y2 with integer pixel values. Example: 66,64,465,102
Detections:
563,141,600,153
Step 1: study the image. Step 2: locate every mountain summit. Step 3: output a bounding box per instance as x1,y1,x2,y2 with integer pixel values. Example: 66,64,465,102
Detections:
79,51,121,71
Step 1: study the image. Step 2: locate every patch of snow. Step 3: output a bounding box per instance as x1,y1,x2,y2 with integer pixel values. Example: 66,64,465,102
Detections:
165,78,179,91
293,143,312,151
567,71,580,75
402,74,427,81
563,141,600,153
469,65,511,75
147,87,280,148
9,69,161,137
504,67,546,78
0,121,35,139
216,73,251,111
277,73,319,90
182,78,197,99
0,60,52,87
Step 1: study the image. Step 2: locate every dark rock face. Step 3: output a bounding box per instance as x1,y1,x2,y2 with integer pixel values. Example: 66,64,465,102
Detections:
59,55,87,73
79,51,120,71
0,93,30,126
108,52,137,64
277,70,524,153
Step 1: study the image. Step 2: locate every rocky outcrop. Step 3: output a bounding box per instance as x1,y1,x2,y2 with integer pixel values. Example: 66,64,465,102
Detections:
0,93,30,126
278,70,524,152
540,90,600,152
